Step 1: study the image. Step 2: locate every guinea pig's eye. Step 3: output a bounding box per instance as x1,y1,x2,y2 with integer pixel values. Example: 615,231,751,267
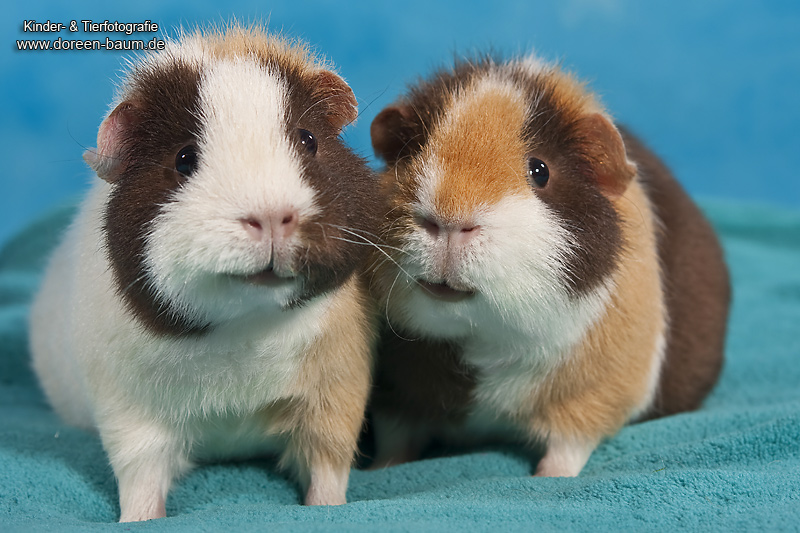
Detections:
175,145,199,177
527,157,549,188
298,129,317,155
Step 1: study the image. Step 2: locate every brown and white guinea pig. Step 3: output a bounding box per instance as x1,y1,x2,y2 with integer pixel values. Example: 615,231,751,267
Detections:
28,25,379,522
367,55,730,476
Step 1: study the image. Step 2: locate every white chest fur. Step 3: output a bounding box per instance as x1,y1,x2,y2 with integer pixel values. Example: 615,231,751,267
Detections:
454,275,614,414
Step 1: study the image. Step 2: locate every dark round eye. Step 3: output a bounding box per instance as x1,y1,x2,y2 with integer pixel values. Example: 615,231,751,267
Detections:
175,145,198,177
527,157,549,188
298,128,317,155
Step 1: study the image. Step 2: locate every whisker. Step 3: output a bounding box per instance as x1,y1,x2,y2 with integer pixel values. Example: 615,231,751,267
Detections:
119,271,150,296
294,94,337,126
384,270,418,342
324,223,382,240
323,224,410,256
530,111,558,141
328,234,430,292
349,84,392,128
326,236,412,264
313,223,431,306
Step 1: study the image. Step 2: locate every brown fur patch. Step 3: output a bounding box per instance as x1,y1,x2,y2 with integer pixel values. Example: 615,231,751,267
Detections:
372,333,477,424
511,69,627,296
104,60,204,335
522,179,666,442
574,113,636,196
281,67,379,307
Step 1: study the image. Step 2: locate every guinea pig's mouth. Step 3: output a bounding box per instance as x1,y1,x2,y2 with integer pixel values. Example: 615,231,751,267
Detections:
234,266,295,287
416,279,476,303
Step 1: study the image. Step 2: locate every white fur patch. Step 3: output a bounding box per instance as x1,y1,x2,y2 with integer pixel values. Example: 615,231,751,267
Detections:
412,158,443,225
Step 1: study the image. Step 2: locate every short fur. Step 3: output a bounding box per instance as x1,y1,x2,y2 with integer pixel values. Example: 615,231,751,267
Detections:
29,24,379,522
368,55,729,476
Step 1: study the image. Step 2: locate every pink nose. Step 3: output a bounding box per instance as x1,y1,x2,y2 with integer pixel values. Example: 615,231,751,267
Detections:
419,216,481,247
240,209,299,243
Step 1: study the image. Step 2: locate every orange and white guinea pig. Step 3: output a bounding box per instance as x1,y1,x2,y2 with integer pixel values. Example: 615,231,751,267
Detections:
367,55,730,476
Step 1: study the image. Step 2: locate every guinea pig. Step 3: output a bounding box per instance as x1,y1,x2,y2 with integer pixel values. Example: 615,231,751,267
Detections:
367,55,730,476
29,25,379,522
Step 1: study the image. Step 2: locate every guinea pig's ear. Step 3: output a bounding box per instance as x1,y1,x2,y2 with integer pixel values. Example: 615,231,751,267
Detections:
371,104,418,166
312,71,358,132
83,101,140,183
577,113,637,197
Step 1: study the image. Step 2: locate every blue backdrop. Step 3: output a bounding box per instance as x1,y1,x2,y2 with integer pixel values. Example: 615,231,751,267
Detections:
4,3,800,530
2,1,799,246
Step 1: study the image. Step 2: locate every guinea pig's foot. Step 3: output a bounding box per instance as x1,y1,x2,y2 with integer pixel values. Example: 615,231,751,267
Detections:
304,462,349,506
533,436,596,478
118,493,166,522
109,427,189,522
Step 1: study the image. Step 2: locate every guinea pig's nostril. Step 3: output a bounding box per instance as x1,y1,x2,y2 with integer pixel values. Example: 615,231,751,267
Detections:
272,209,299,241
449,224,481,247
419,217,440,238
240,218,264,241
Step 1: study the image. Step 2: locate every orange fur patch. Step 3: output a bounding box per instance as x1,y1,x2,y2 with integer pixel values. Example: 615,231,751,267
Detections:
427,79,530,221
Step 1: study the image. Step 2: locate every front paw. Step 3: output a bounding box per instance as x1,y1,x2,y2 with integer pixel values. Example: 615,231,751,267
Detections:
533,436,596,478
305,490,346,506
118,494,166,522
303,462,349,506
534,458,581,478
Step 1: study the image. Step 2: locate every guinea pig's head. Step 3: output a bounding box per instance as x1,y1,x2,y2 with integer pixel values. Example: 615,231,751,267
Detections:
370,57,636,345
84,26,378,335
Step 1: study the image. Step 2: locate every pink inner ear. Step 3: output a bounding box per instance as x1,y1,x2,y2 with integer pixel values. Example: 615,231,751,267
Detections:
313,71,358,132
86,101,138,182
578,113,636,197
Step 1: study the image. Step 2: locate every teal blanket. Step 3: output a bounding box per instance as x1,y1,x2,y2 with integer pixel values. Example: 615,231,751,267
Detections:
2,202,799,531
